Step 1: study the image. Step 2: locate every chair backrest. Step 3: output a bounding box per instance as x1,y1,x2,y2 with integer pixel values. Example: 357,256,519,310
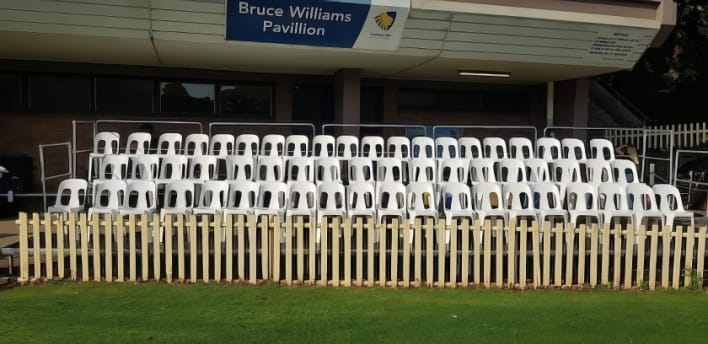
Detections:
257,181,288,211
157,133,182,155
552,159,582,184
483,137,508,159
626,183,659,212
158,155,189,181
336,135,359,159
188,155,218,181
441,182,472,213
469,158,497,184
130,155,159,180
125,132,151,155
312,135,335,157
289,181,317,213
473,182,504,210
93,180,126,210
285,135,309,157
349,157,374,184
612,159,639,184
566,183,597,211
536,137,561,161
185,133,210,156
376,158,403,183
459,137,483,159
226,180,258,210
530,182,562,210
347,182,375,213
314,157,341,183
94,131,120,154
261,134,285,156
235,134,259,156
497,159,527,183
504,183,533,210
589,138,615,161
256,156,284,182
406,182,436,212
586,159,613,186
652,184,686,212
435,137,459,159
123,180,157,211
163,180,195,210
53,178,88,209
197,181,229,209
225,155,255,181
524,158,550,182
597,183,630,212
209,134,235,156
409,158,436,184
317,182,346,213
377,182,406,211
361,136,384,159
286,157,314,183
99,154,129,180
411,137,434,159
509,137,534,159
561,138,587,160
386,136,410,159
438,158,469,185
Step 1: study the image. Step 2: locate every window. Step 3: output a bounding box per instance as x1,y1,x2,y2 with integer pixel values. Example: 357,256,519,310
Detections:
293,83,334,127
96,78,153,114
0,74,23,112
398,89,530,113
29,75,92,112
219,83,272,117
160,82,215,114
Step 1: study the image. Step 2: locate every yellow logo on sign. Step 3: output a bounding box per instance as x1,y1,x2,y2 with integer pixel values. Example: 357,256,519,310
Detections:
375,12,396,31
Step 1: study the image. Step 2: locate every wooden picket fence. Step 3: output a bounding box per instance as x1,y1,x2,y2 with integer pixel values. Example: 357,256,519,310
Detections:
606,122,708,150
16,212,708,290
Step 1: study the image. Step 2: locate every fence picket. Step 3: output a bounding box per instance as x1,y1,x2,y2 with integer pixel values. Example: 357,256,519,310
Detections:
321,217,329,286
32,213,41,281
68,213,77,281
140,214,149,282
495,219,504,288
237,215,245,282
473,220,482,286
367,217,374,287
590,223,598,287
285,216,293,285
177,215,185,282
214,214,222,283
355,217,363,287
92,214,101,282
225,214,233,283
601,223,610,285
332,216,341,287
519,220,527,289
624,225,634,289
483,220,492,288
56,214,65,279
201,215,210,283
153,214,161,282
297,216,305,285
414,218,422,287
661,224,671,288
542,221,551,286
128,214,136,282
426,218,434,287
649,224,659,289
613,223,621,288
636,225,646,286
577,224,586,286
554,222,563,287
461,218,470,287
565,223,576,287
450,219,458,288
391,218,399,288
672,226,683,289
684,225,695,288
438,220,447,288
104,214,112,282
80,213,89,282
115,215,124,282
531,221,541,288
344,217,352,287
165,215,173,283
697,226,706,282
260,215,269,282
44,213,53,280
310,216,317,285
507,219,516,288
247,215,257,284
18,212,29,282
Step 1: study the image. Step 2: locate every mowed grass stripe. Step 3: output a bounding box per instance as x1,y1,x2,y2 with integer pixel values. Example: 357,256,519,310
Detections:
1,283,708,343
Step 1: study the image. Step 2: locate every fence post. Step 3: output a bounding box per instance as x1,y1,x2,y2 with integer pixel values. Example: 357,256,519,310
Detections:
636,225,646,287
366,217,375,287
44,213,53,280
684,224,695,288
401,218,410,288
164,215,173,283
128,213,137,282
344,217,352,287
672,225,683,289
649,224,659,290
141,214,149,282
153,213,161,282
426,218,434,287
32,212,41,281
296,216,305,285
495,219,504,288
177,215,186,282
449,218,458,288
624,224,635,289
661,224,671,288
247,215,257,284
613,223,621,288
507,219,516,288
80,213,89,282
17,212,29,282
355,217,363,287
224,214,233,283
321,217,329,287
236,215,245,282
213,213,222,283
697,226,707,283
519,220,527,289
565,223,576,287
483,220,492,288
332,216,341,287
438,219,447,288
461,218,470,287
285,216,293,285
542,221,551,287
414,218,422,287
104,214,112,282
531,221,541,289
69,212,77,281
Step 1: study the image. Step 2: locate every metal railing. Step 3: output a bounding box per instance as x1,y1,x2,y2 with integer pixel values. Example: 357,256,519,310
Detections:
433,125,537,142
321,123,428,137
39,142,73,211
210,122,316,138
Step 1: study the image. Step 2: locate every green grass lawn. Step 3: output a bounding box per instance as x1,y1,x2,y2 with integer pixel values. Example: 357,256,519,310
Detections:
2,283,708,343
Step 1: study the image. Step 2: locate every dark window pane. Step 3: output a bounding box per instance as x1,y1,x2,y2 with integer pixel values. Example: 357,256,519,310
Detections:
160,82,214,114
96,78,153,114
220,84,272,116
29,75,91,112
399,88,529,114
293,84,334,128
0,75,22,112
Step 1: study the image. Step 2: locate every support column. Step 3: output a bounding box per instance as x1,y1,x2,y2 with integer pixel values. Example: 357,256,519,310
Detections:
335,69,361,135
546,81,554,128
275,77,293,123
553,78,589,139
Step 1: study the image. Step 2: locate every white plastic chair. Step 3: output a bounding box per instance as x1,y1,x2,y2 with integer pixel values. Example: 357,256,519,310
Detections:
349,157,374,184
504,183,536,223
98,154,129,180
552,159,582,202
530,182,567,225
376,182,407,224
411,137,434,159
223,180,259,217
376,158,403,183
473,182,506,225
235,134,259,156
347,182,376,219
406,182,437,221
157,133,182,155
256,156,284,182
185,133,209,156
89,132,121,182
48,178,88,215
496,159,527,184
156,155,188,185
285,135,309,157
597,183,633,226
566,183,600,225
586,159,614,187
286,156,314,184
435,137,459,159
590,138,615,161
440,182,474,223
469,158,497,185
536,137,561,161
483,137,508,159
313,135,335,157
652,184,694,228
561,138,587,161
317,182,346,221
88,180,126,218
187,155,218,183
524,159,550,182
315,157,341,184
437,158,469,185
209,134,235,156
160,180,195,219
626,183,664,229
225,155,255,181
336,135,359,159
120,180,157,215
409,158,436,184
261,134,285,156
459,137,483,159
129,155,159,180
254,181,288,218
361,136,384,159
612,159,640,184
125,132,151,155
386,136,410,159
286,181,317,218
509,137,534,159
192,180,229,216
